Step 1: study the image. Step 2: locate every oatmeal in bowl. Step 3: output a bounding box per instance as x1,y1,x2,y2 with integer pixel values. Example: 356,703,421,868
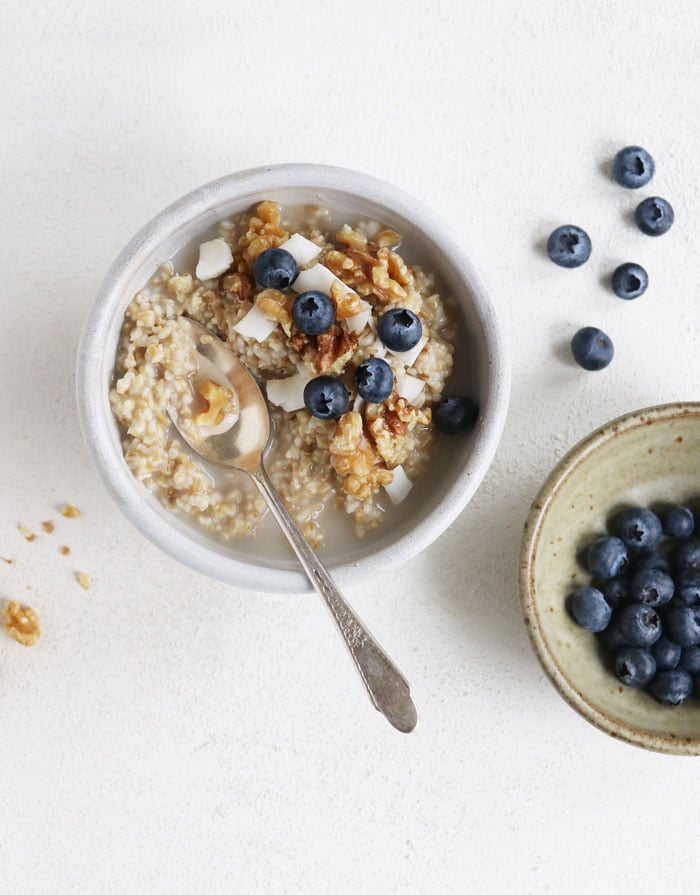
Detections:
77,165,509,593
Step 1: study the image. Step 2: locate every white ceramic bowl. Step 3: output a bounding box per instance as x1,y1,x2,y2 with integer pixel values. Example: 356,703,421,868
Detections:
77,164,509,594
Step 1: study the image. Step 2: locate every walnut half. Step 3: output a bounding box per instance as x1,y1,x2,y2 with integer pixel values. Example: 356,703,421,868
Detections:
2,601,40,646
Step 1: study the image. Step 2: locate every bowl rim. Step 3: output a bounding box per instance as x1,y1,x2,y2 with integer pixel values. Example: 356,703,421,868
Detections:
519,401,700,755
77,163,510,594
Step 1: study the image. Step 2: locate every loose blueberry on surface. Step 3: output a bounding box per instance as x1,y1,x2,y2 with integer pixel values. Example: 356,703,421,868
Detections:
611,263,648,300
635,196,674,236
546,225,592,268
675,569,700,606
650,669,693,705
614,647,656,688
586,536,628,580
292,290,336,336
568,586,612,632
663,505,695,539
600,575,631,608
433,396,479,434
679,646,700,675
252,248,299,289
303,376,350,420
651,636,682,671
571,327,614,371
613,507,663,551
377,308,423,352
611,146,655,189
618,603,662,647
673,539,700,572
630,569,674,608
354,358,394,404
632,551,670,575
664,606,700,647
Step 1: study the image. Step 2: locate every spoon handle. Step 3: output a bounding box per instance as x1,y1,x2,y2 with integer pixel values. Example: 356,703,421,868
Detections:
250,465,418,733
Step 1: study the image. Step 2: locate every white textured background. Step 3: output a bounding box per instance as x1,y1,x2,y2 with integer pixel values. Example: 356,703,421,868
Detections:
2,2,700,893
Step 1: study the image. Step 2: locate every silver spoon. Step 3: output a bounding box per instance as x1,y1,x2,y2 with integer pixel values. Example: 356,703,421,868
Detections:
170,318,418,733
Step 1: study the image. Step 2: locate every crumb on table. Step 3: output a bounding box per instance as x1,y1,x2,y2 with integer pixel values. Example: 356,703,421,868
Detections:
59,545,70,556
76,572,90,590
60,505,81,519
2,600,40,646
18,523,37,542
41,520,55,534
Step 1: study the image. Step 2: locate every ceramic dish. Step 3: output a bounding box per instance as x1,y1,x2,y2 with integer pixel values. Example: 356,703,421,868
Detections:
520,402,700,754
77,164,509,594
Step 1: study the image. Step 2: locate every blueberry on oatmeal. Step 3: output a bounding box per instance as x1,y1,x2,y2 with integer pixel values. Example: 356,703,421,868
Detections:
303,376,350,420
253,247,299,289
433,396,479,434
354,358,394,404
292,290,336,336
377,308,423,352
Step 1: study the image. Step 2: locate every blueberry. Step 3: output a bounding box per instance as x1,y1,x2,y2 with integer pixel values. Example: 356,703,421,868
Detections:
630,569,674,608
613,507,663,551
568,586,612,632
679,646,700,675
252,248,298,289
547,225,592,268
663,505,695,539
632,551,670,575
614,647,656,688
600,575,630,608
675,569,700,606
618,603,662,647
651,636,682,671
664,606,700,647
611,146,655,189
571,327,614,371
303,376,349,420
611,263,648,300
354,358,394,403
635,196,674,236
292,290,336,336
586,536,628,580
650,669,693,705
673,539,700,572
433,396,479,434
377,308,423,352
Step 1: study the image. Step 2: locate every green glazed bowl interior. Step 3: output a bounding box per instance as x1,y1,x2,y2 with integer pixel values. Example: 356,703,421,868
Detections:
520,403,700,755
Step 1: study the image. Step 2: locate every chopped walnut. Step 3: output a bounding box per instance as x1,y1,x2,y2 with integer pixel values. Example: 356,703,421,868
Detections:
76,572,90,590
221,271,253,303
375,229,402,249
237,200,289,269
60,505,81,519
330,279,363,319
330,412,393,500
314,325,359,374
195,380,237,427
365,396,431,468
336,224,368,251
255,288,293,336
2,601,40,646
41,520,55,534
324,236,421,309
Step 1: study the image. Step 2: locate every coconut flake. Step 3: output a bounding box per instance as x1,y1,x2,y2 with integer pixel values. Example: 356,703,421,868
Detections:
232,304,278,342
344,302,372,334
266,372,310,412
280,233,323,267
395,371,425,404
382,466,413,504
195,238,233,280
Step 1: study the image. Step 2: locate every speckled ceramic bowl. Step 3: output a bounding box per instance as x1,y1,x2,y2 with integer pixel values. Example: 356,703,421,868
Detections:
77,164,510,594
520,403,700,755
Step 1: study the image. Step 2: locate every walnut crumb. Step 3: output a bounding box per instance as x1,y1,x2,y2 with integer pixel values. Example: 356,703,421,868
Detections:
2,601,40,646
2,558,14,565
41,520,55,534
59,545,70,556
18,523,36,542
76,572,90,590
60,505,81,519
